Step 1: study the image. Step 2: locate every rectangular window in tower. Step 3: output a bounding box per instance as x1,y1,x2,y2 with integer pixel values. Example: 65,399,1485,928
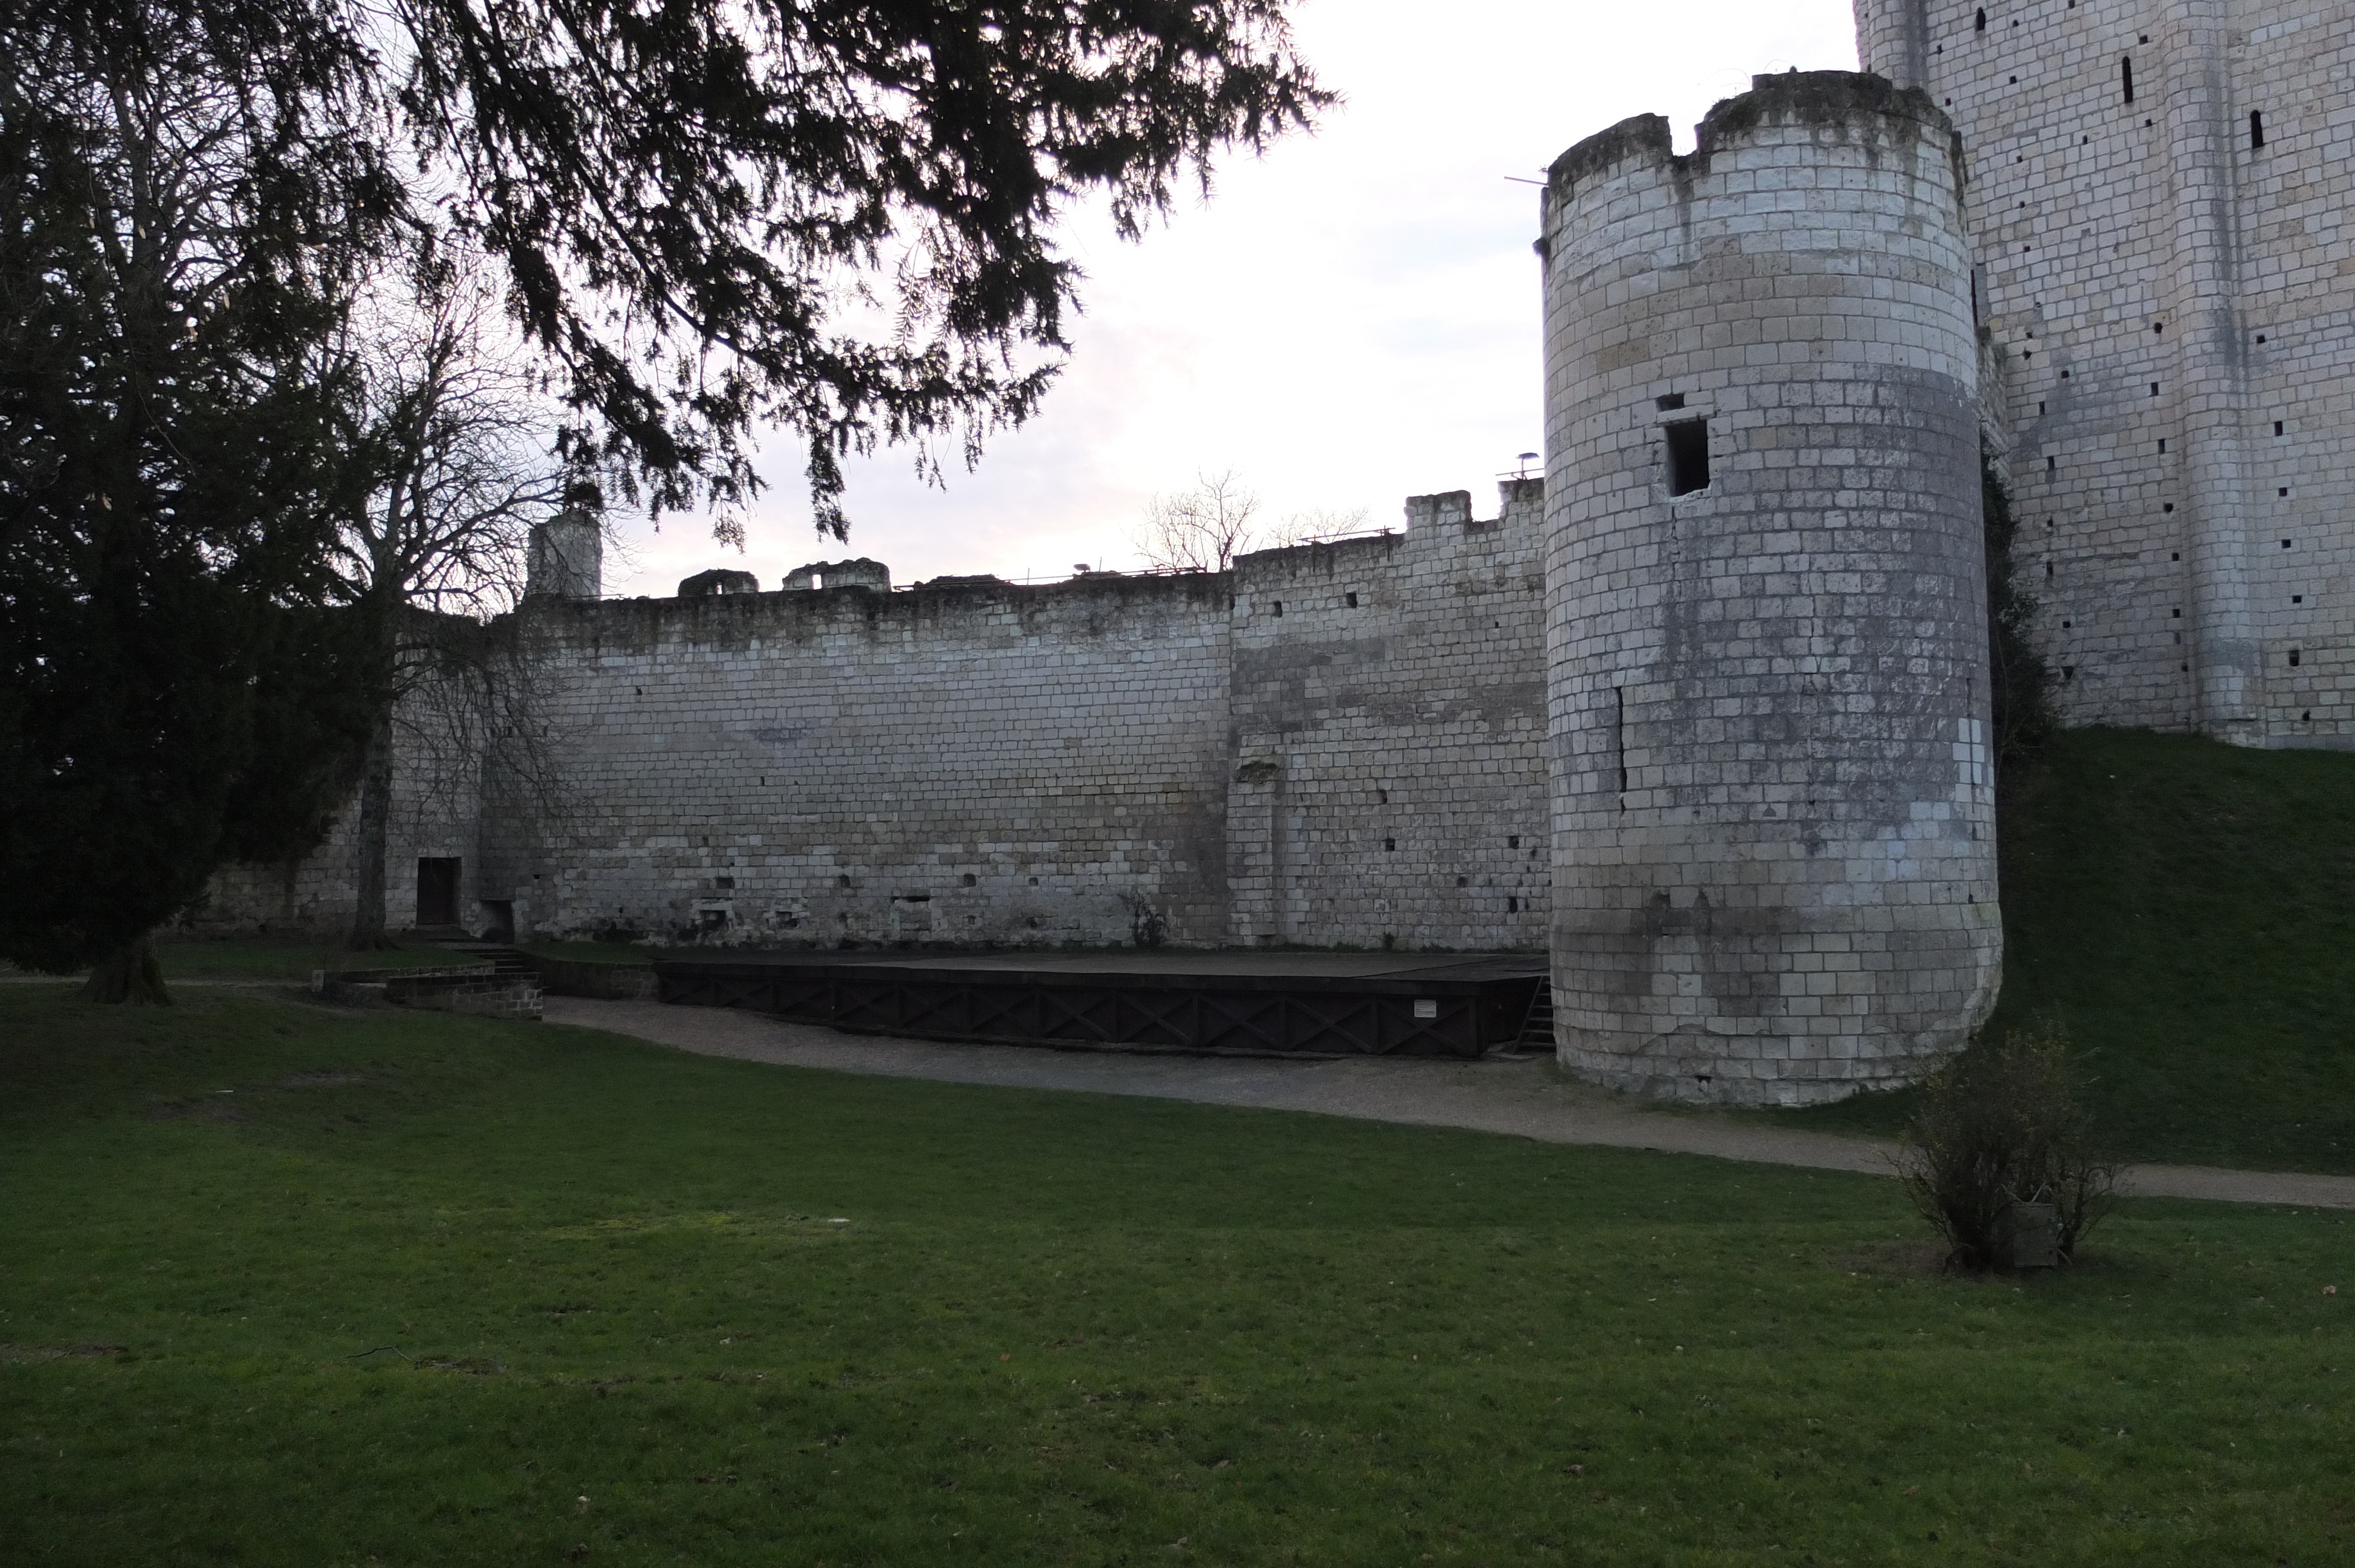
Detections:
2250,111,2265,150
1664,419,1710,496
2121,57,2134,104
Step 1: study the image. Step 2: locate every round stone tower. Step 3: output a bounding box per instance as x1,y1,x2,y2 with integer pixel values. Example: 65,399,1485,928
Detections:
1538,71,2000,1105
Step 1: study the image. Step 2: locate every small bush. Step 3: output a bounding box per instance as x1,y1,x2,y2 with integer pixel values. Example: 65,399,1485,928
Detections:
1900,1021,2120,1271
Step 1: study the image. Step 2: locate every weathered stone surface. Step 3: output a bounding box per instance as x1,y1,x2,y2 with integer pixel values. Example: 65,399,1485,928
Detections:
197,488,1551,954
1857,0,2355,748
1540,71,2001,1105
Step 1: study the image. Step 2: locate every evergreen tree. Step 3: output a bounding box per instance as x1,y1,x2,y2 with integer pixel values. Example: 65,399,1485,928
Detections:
1,0,1328,992
0,12,391,995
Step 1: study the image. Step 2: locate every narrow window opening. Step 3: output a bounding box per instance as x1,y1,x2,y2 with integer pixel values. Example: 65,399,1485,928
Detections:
1664,419,1710,496
2121,57,2134,104
1613,687,1630,798
2045,561,2055,578
2279,487,2290,497
1271,599,1283,616
2282,539,2294,549
1457,876,1468,888
2172,552,2181,561
1654,393,1686,411
1508,896,1520,914
2274,421,2284,436
1345,591,1359,607
2046,456,2057,473
2289,649,2301,667
2151,383,2160,396
1384,837,1397,852
2172,607,2182,618
2250,111,2265,150
2038,400,2046,414
961,873,977,887
2164,503,2174,513
2157,438,2167,454
2061,666,2075,683
2292,594,2303,604
1508,835,1520,848
1975,8,1987,31
837,873,851,888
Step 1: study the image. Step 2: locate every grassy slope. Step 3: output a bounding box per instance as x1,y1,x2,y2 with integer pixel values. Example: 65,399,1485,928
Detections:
146,938,490,982
523,939,662,966
3,988,2349,1566
1779,729,2355,1172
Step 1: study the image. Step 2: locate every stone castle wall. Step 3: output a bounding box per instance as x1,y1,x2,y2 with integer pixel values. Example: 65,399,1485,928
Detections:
1540,72,2001,1104
507,566,1238,948
1226,481,1550,950
198,665,489,935
197,484,1552,951
1856,0,2355,747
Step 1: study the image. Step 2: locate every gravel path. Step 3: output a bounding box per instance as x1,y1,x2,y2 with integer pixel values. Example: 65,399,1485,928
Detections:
547,998,2355,1211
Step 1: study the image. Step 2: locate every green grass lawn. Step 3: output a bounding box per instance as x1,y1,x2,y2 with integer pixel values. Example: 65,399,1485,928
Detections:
1771,729,2355,1174
5,988,2350,1566
141,937,492,983
523,939,662,966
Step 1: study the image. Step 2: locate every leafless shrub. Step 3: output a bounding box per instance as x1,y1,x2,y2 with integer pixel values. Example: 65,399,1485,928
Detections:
1133,473,1366,572
1899,1020,2122,1272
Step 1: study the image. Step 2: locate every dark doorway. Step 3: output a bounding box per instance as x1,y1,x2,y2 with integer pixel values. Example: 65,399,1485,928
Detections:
416,858,462,928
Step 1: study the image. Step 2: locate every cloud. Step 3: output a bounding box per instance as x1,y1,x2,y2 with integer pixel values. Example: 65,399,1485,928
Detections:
600,1,1860,598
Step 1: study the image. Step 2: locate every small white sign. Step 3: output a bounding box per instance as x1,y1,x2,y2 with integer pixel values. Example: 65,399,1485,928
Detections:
1413,998,1438,1019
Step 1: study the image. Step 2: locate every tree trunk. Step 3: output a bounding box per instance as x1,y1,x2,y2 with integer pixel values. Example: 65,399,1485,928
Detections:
348,706,395,949
83,931,170,1005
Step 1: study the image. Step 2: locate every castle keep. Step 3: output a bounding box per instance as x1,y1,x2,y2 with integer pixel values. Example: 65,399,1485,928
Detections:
1858,0,2355,742
203,2,2353,1104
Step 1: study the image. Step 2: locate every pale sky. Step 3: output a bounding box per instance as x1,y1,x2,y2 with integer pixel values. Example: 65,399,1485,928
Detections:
603,0,1862,598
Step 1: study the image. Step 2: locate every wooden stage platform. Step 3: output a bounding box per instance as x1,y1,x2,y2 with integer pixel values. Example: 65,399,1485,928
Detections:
654,949,1551,1058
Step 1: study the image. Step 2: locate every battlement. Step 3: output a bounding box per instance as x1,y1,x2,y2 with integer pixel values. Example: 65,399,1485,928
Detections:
1546,73,1955,212
782,558,891,592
